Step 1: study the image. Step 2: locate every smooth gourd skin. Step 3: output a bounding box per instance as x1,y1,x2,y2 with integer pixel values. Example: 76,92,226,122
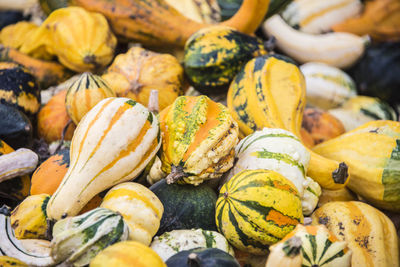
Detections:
0,256,28,267
0,104,32,149
150,179,217,236
166,248,240,267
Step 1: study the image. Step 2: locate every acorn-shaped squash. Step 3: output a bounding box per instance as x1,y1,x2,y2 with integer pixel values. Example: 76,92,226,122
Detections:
159,95,239,185
0,62,40,117
47,97,161,220
102,46,184,111
65,72,115,124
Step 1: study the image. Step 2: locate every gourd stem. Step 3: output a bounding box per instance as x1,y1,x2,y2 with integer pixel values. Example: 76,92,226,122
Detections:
332,162,349,184
54,119,72,155
187,253,201,267
283,237,302,257
165,165,186,184
148,90,159,114
45,219,55,240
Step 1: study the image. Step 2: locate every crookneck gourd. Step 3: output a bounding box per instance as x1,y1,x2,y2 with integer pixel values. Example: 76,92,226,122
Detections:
313,120,400,212
227,56,349,190
159,95,239,185
46,97,161,220
69,0,270,48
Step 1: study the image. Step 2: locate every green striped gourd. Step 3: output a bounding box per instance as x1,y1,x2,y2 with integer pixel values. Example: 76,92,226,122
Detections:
66,72,115,124
282,0,362,34
150,229,234,262
272,224,351,267
47,97,161,220
51,207,129,266
216,169,303,255
300,62,357,110
159,95,239,185
100,182,163,245
329,96,397,131
183,26,267,94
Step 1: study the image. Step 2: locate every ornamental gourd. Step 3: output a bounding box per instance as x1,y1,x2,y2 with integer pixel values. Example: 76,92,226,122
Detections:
102,47,184,111
216,169,303,255
159,95,239,185
46,97,161,220
65,72,116,124
227,56,349,190
100,182,163,245
312,201,399,267
265,237,302,267
0,104,32,149
313,120,400,211
166,248,240,267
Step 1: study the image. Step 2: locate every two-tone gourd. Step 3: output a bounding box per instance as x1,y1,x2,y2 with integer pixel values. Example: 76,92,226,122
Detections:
159,95,239,185
46,97,161,220
265,237,302,267
0,148,38,183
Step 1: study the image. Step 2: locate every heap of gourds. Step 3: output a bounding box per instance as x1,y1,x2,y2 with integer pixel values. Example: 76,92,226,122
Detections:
0,0,399,266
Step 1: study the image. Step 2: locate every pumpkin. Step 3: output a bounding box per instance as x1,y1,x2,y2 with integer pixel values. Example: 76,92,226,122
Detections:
90,241,166,267
37,90,76,143
65,72,116,124
216,169,303,254
0,104,32,149
100,182,163,245
0,62,40,117
159,95,239,185
302,108,345,145
50,207,129,266
299,62,357,110
10,194,50,240
166,248,240,267
312,201,399,267
46,97,161,220
0,256,28,267
102,47,184,112
227,56,349,190
150,229,234,262
150,179,217,235
328,96,397,132
265,237,302,267
313,120,400,211
0,148,38,183
183,26,267,94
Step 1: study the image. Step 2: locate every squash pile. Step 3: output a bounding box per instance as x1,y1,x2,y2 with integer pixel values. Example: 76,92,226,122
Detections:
0,0,399,266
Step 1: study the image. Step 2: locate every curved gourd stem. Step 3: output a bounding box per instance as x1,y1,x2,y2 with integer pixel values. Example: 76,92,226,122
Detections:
165,165,186,184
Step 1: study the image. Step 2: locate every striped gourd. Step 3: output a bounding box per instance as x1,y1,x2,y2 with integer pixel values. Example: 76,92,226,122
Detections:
227,56,350,190
312,201,399,267
313,120,400,211
300,62,357,110
159,95,239,185
47,97,161,220
216,169,303,255
282,0,362,34
10,194,50,240
183,26,267,94
66,72,116,124
329,96,397,131
150,229,234,262
51,207,129,266
100,182,163,245
272,224,352,267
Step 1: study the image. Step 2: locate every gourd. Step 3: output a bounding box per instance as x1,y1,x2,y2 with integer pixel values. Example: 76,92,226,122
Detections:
150,229,234,262
102,47,184,111
216,169,303,254
10,194,50,240
328,96,397,131
270,224,352,267
227,56,349,190
0,148,38,183
90,241,166,267
281,0,362,34
46,97,161,220
183,26,267,94
0,22,37,52
0,62,40,117
37,90,76,143
50,207,129,266
166,248,240,267
39,0,68,15
100,182,163,245
70,0,271,48
159,95,238,185
0,256,28,267
166,0,221,24
332,0,400,42
65,72,116,124
0,104,32,149
312,201,399,267
299,62,357,109
265,237,302,267
150,179,217,235
318,187,357,207
313,120,400,211
302,108,345,145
